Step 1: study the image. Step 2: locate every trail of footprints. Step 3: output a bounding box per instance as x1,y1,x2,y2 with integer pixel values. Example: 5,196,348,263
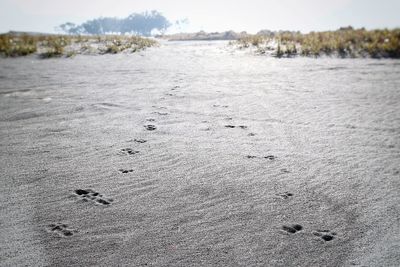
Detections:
47,88,340,246
47,114,159,237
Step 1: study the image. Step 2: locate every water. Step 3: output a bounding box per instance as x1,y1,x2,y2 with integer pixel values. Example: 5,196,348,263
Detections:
1,41,399,266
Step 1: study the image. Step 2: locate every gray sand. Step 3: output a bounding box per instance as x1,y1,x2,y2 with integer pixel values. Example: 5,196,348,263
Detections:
0,41,399,266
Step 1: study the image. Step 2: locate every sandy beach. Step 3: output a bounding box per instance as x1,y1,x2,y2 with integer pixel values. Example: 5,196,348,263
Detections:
0,41,399,266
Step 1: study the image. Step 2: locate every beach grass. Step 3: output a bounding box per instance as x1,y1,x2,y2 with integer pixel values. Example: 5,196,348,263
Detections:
236,28,400,58
0,33,158,58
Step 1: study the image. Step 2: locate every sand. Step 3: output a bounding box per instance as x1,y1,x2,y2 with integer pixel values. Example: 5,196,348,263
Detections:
0,41,399,266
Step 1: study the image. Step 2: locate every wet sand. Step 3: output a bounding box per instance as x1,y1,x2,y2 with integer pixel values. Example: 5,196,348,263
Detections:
0,41,399,266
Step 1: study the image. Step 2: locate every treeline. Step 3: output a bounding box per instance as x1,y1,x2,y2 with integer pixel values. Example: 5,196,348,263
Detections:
58,10,171,36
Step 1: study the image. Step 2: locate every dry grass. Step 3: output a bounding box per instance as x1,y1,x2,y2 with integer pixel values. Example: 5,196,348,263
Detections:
235,28,400,58
0,33,158,58
0,33,37,57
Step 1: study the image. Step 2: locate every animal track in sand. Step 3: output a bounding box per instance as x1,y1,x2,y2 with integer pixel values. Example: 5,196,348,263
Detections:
74,189,113,205
282,224,303,234
134,138,147,143
200,127,211,131
313,230,337,241
152,111,168,116
151,105,167,109
120,148,139,155
224,125,247,129
277,192,293,199
246,155,277,160
47,223,76,237
213,104,229,108
144,125,157,131
119,169,133,174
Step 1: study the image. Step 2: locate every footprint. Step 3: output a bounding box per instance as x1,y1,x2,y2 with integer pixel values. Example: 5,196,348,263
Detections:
213,104,229,108
282,224,303,234
120,148,139,155
144,125,157,131
119,169,133,174
225,125,247,129
152,112,168,116
313,230,336,241
246,155,276,160
74,189,113,205
278,192,293,199
47,223,76,237
151,106,167,110
134,138,147,143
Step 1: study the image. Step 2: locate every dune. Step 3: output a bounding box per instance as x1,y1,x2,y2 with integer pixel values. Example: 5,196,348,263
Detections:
0,41,399,266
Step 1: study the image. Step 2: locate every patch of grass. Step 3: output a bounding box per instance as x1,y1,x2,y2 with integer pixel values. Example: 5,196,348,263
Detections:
236,28,400,58
39,36,70,58
0,32,158,58
0,33,37,57
104,44,120,54
236,35,266,48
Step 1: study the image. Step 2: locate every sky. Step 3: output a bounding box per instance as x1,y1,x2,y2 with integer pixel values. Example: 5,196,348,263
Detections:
0,0,399,34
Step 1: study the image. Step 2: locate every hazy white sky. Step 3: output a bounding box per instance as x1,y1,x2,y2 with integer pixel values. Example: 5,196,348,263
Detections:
1,0,399,33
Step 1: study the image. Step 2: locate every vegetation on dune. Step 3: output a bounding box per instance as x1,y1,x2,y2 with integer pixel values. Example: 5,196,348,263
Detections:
0,33,37,57
235,27,400,58
0,32,157,58
100,35,157,54
38,35,70,58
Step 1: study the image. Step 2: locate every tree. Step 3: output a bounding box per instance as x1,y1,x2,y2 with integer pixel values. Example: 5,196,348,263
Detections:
58,11,171,35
